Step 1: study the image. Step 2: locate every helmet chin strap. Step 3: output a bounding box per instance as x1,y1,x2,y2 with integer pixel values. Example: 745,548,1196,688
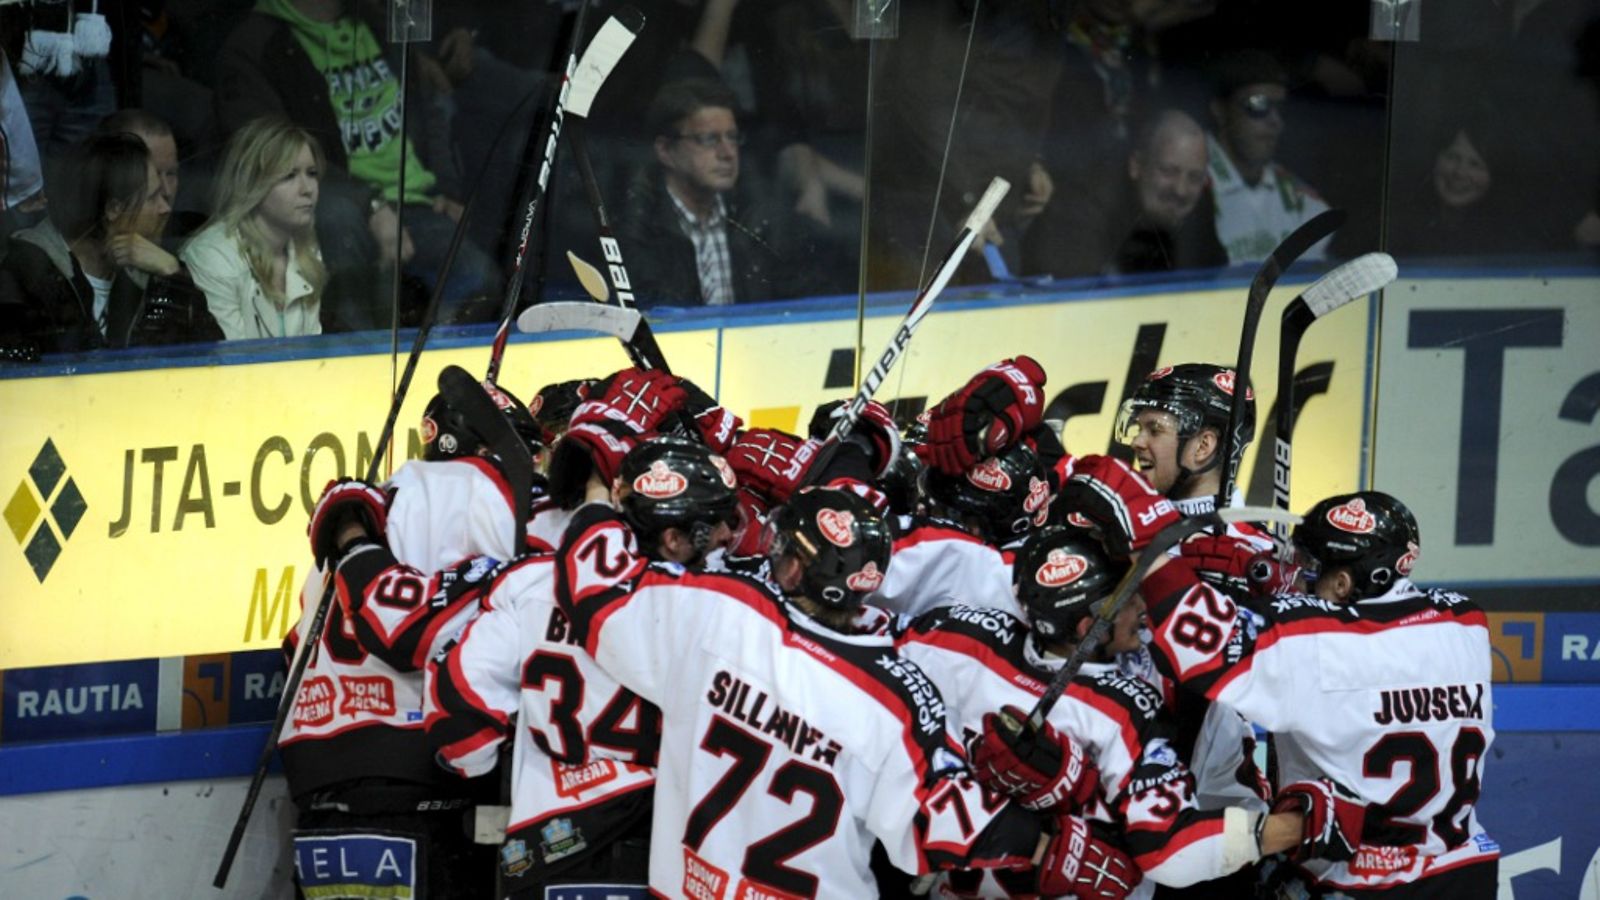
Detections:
1169,432,1222,496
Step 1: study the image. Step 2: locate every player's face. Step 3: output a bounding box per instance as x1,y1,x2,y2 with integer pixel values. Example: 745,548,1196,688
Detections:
1105,593,1147,654
1132,131,1209,229
1215,82,1285,171
1433,130,1491,209
658,106,740,198
1127,409,1182,494
255,142,320,234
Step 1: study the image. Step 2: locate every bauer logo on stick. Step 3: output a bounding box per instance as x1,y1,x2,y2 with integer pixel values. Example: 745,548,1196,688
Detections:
967,458,1013,492
1037,549,1090,587
634,460,688,499
846,561,884,592
1327,498,1377,534
817,509,856,547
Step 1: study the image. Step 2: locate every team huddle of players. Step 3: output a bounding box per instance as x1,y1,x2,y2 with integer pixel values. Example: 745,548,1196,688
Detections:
281,356,1498,899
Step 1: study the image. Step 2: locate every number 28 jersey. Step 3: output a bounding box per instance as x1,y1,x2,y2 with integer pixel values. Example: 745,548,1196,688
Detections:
1140,560,1498,892
556,505,1041,899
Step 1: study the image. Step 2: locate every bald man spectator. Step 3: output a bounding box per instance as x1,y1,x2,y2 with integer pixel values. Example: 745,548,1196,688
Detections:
1206,51,1332,264
1023,109,1227,278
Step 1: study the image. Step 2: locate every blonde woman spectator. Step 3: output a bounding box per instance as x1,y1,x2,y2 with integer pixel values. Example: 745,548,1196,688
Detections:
182,118,326,339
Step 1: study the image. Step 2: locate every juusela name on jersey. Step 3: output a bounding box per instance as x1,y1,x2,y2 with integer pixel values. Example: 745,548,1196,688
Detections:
707,671,842,766
1373,683,1485,725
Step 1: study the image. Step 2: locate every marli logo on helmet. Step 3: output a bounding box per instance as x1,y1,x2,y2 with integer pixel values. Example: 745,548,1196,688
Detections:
1211,371,1254,400
845,561,884,592
817,508,856,548
1326,498,1377,534
1148,366,1174,381
1025,477,1051,526
634,460,688,499
1396,541,1419,576
1066,512,1095,530
710,454,738,489
1037,549,1089,588
966,458,1012,492
421,415,439,445
528,393,545,416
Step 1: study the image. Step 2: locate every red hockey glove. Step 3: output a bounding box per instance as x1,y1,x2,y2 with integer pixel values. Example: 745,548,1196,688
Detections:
1059,455,1179,558
1272,778,1367,863
922,356,1048,476
547,420,639,509
725,429,819,505
1178,534,1257,594
1247,551,1304,598
810,399,903,479
1037,816,1140,900
571,368,688,435
970,705,1100,812
309,478,388,566
673,376,743,453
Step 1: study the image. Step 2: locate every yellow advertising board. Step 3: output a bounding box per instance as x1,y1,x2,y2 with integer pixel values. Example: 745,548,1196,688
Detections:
3,284,1369,671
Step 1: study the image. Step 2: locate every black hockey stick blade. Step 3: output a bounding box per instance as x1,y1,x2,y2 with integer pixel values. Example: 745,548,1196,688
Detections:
1021,506,1303,731
1270,252,1396,545
1215,209,1346,510
437,365,536,548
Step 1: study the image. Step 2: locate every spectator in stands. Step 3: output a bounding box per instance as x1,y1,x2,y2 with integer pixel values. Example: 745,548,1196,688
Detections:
1030,109,1227,278
1,49,47,252
1206,50,1332,264
181,117,326,340
94,109,206,242
0,132,221,358
617,77,825,307
214,0,498,325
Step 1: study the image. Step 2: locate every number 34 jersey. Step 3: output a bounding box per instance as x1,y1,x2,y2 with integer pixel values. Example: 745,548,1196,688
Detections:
556,505,1042,900
1140,559,1499,893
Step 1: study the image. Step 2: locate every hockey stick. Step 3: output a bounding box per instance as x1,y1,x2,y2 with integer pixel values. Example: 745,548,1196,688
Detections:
1017,506,1303,731
1269,252,1396,548
561,7,659,374
438,365,537,546
795,176,1009,486
515,254,672,372
1214,209,1346,511
486,0,624,385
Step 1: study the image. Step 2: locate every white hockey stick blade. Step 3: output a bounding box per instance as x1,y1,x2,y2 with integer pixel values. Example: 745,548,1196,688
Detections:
517,300,642,342
1216,506,1303,528
567,8,643,118
963,176,1012,233
567,249,611,303
1301,252,1397,318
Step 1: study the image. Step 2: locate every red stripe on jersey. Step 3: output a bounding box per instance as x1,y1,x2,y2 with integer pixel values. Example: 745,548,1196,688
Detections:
458,456,518,518
893,525,988,553
1064,682,1143,793
436,726,502,773
902,629,1047,696
1320,844,1498,890
1132,813,1225,870
425,617,509,735
411,593,477,669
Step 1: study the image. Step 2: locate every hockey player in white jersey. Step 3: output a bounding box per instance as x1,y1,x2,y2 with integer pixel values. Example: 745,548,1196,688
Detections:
1127,490,1498,897
901,526,1315,898
425,436,744,897
556,474,1144,899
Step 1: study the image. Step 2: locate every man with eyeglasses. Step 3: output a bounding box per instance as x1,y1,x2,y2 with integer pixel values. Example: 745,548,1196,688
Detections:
1206,50,1333,265
619,77,824,308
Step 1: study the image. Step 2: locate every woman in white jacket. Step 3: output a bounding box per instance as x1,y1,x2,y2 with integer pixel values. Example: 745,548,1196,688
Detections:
182,117,326,339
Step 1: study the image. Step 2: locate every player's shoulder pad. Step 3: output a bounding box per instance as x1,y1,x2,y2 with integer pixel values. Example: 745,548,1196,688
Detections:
813,638,952,769
1258,589,1362,624
433,554,505,608
904,604,1030,653
1126,735,1191,796
1075,668,1166,729
1422,586,1480,614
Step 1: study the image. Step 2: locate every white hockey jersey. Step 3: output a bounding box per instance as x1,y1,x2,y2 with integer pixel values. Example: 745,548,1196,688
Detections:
425,554,657,883
872,515,1018,617
1141,559,1499,892
556,505,1046,899
386,456,522,567
897,605,1264,896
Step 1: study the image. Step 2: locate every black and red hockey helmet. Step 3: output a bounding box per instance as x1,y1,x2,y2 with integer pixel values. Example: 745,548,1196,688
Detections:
530,378,595,444
1293,491,1420,599
923,441,1051,544
421,382,542,462
1115,363,1255,485
618,436,741,559
768,486,892,610
1013,527,1126,641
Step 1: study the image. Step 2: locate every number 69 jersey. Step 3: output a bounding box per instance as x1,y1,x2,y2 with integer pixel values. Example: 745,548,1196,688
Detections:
1140,559,1499,893
424,553,659,881
556,505,1043,899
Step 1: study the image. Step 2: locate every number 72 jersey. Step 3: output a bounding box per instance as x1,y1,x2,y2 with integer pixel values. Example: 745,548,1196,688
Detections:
1140,560,1499,893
